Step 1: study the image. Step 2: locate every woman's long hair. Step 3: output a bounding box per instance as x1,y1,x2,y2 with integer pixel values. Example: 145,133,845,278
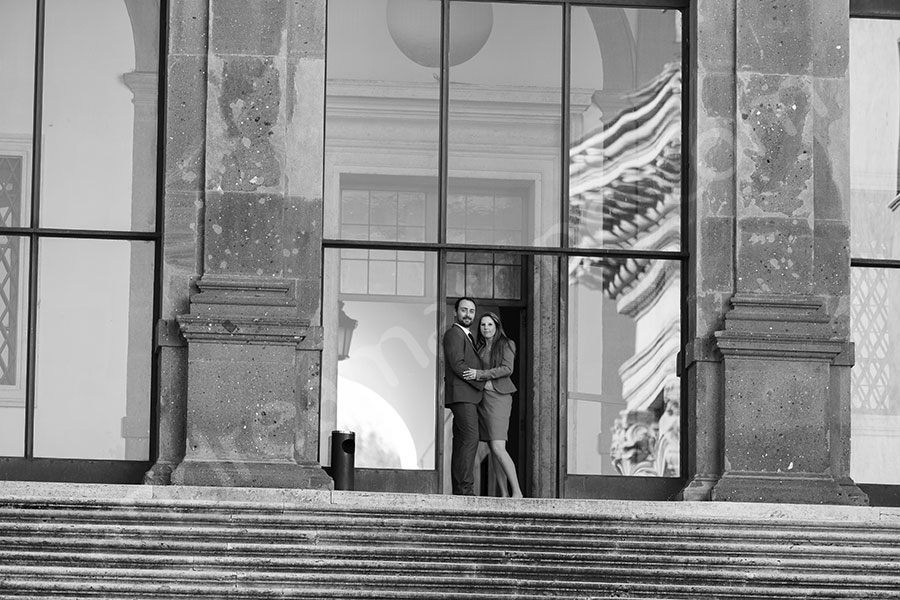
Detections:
476,312,513,369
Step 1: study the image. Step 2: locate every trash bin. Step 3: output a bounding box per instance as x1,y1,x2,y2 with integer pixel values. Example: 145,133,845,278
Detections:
331,430,355,490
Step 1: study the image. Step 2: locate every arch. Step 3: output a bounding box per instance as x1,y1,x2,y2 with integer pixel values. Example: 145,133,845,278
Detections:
124,0,160,72
587,7,636,91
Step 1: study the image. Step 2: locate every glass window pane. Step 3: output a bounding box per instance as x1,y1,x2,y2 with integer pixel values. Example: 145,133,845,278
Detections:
465,264,492,297
398,192,427,226
368,260,397,295
370,191,399,225
40,0,158,231
324,0,440,240
447,195,466,229
369,249,398,261
341,190,370,225
341,224,369,240
850,18,900,260
0,1,36,228
446,263,465,298
398,226,425,242
341,258,368,294
448,2,561,247
569,7,682,252
567,256,681,477
397,261,425,296
494,264,520,300
0,236,30,458
33,239,154,460
850,267,900,484
327,248,438,470
0,152,30,229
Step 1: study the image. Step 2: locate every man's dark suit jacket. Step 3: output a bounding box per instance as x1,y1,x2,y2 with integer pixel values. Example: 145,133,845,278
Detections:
443,324,485,405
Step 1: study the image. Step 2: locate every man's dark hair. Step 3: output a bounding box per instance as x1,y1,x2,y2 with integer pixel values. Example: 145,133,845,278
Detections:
454,296,477,311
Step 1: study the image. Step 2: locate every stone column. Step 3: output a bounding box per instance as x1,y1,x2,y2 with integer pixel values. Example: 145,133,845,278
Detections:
709,0,866,504
169,0,330,489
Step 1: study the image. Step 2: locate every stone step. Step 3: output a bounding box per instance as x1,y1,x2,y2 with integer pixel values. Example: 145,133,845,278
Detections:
1,482,899,599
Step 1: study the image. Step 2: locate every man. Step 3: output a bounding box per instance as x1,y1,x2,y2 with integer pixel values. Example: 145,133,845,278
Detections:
443,296,485,495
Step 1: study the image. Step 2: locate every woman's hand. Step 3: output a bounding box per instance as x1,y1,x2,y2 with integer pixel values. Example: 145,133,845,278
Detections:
463,368,477,380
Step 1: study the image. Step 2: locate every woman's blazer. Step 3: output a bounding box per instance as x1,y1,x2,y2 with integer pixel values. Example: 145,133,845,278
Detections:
477,339,517,394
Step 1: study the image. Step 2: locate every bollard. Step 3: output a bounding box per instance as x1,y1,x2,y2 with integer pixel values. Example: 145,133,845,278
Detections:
330,430,356,490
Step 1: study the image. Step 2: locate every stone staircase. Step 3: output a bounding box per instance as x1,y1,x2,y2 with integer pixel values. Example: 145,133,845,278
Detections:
1,482,899,599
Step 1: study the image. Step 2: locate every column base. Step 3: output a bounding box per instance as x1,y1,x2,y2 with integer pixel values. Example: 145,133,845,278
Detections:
171,459,334,489
711,471,868,505
680,474,719,501
143,461,177,485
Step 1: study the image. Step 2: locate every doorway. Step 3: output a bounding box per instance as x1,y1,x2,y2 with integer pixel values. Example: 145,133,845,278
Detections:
444,301,528,497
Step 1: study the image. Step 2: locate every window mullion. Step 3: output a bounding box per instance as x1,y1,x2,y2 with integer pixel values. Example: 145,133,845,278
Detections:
24,0,48,460
561,2,571,251
438,0,450,246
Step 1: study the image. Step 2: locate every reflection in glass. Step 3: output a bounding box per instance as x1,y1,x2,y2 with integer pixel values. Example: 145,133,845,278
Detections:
41,0,157,231
0,236,29,457
446,252,521,300
848,19,900,484
33,239,154,460
0,0,36,227
330,248,438,469
569,7,681,252
850,267,900,484
448,2,562,247
850,19,900,260
447,190,528,246
567,256,680,477
325,0,440,239
0,0,36,228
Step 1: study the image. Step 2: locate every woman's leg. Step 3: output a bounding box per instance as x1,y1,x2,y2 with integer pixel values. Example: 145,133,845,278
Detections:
491,454,509,497
489,439,523,498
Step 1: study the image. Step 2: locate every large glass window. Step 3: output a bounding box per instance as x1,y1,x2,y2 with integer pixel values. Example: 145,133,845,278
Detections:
324,0,684,495
849,15,900,487
0,0,160,465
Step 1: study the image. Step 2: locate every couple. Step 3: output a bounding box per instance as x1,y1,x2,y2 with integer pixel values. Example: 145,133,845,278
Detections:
443,297,523,498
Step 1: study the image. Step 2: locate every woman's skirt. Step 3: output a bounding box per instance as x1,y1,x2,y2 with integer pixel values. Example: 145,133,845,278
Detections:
478,387,512,441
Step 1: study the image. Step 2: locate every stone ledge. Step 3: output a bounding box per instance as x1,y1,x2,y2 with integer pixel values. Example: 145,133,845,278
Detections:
1,480,898,525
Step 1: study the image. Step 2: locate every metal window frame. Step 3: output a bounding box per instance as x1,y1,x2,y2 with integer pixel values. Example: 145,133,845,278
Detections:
322,0,689,496
848,0,900,503
0,0,167,479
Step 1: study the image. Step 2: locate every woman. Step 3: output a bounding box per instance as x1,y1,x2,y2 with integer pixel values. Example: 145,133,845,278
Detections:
463,312,523,498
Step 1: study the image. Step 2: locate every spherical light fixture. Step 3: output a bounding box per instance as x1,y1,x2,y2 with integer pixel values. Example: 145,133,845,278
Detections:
386,0,493,69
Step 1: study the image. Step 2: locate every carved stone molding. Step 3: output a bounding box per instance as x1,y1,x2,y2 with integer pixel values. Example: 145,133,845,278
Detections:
176,275,323,348
714,294,851,361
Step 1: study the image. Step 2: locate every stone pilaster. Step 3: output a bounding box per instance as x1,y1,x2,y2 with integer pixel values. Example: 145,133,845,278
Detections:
166,0,330,488
708,0,865,504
